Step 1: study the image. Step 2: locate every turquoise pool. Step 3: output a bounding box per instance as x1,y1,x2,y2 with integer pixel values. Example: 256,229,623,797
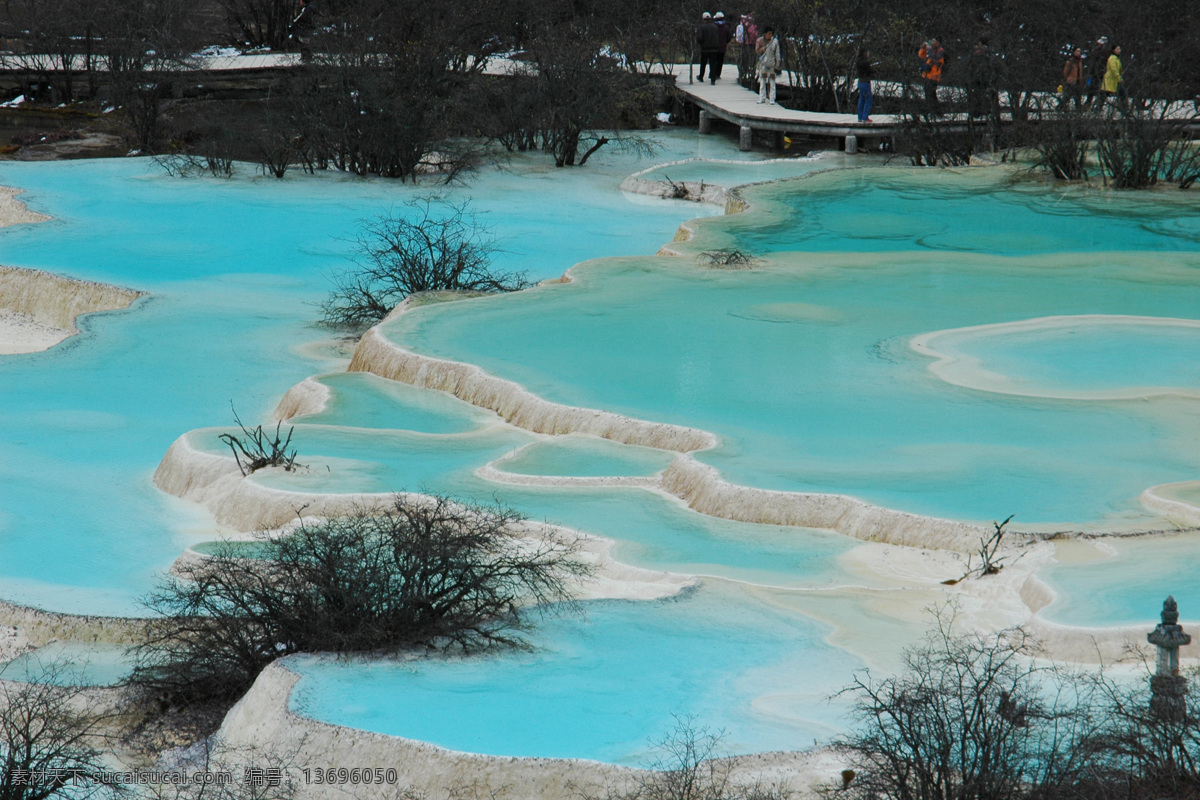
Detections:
288,581,857,765
0,136,722,615
3,138,1200,765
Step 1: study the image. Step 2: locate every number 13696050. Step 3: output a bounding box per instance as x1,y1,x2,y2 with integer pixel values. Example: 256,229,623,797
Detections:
302,768,400,785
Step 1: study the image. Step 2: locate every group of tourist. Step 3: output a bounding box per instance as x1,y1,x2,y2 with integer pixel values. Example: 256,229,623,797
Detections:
863,36,1128,121
1061,37,1126,109
698,17,1131,122
695,11,780,105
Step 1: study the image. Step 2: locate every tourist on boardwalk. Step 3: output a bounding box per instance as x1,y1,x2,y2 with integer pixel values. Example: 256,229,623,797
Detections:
856,49,874,122
965,39,997,120
697,12,721,84
289,0,314,58
1061,47,1085,110
1101,44,1125,106
755,27,781,105
711,12,732,83
1086,36,1108,108
919,39,944,108
735,13,758,87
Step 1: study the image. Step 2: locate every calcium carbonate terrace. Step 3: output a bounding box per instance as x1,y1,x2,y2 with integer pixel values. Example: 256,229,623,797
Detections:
1,132,1199,775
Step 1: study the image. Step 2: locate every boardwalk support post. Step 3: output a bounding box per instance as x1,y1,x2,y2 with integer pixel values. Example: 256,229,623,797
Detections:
845,134,858,154
739,125,752,151
699,110,712,134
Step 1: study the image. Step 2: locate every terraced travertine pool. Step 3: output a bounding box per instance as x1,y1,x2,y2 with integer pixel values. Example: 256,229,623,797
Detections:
2,135,1199,764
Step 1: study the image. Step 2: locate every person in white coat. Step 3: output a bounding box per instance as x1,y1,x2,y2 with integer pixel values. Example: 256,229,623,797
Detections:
755,27,781,104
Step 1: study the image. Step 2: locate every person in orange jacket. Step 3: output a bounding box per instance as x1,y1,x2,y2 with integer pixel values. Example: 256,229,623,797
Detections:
919,39,944,108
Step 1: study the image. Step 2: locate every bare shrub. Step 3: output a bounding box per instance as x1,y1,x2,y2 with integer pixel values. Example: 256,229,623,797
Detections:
129,494,590,703
1097,105,1200,189
154,147,234,179
584,715,793,800
217,404,299,476
699,250,757,270
320,197,528,329
662,174,691,199
661,175,708,201
895,95,976,167
837,607,1104,800
1031,113,1093,181
0,660,122,800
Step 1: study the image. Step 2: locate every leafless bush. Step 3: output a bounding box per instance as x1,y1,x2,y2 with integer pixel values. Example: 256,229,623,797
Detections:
320,197,528,329
1031,113,1093,181
129,494,590,703
838,608,1105,800
699,250,757,270
1097,105,1200,189
154,148,234,179
898,117,976,167
217,404,299,476
660,175,709,201
662,174,691,199
0,659,122,800
584,715,793,800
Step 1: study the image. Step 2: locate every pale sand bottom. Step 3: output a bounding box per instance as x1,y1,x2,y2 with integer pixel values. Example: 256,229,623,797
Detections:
0,309,71,354
0,186,50,228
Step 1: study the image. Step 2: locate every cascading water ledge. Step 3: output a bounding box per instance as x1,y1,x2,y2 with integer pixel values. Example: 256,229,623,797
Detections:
274,376,334,421
154,431,693,603
662,456,989,552
348,316,717,453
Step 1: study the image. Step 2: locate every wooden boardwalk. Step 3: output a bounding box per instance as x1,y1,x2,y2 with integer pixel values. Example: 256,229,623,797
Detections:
663,64,897,151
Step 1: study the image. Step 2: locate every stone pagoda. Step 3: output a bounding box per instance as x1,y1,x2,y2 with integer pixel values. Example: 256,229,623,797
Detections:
1148,595,1191,721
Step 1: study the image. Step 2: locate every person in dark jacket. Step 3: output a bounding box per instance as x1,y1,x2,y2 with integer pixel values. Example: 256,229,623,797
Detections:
289,0,313,57
711,12,731,83
965,39,998,120
856,49,874,122
696,12,720,84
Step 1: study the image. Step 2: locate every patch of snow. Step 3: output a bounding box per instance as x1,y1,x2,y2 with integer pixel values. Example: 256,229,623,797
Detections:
193,45,243,59
0,95,25,108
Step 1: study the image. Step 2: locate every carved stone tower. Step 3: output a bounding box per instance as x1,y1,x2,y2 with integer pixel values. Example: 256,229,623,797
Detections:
1148,596,1191,721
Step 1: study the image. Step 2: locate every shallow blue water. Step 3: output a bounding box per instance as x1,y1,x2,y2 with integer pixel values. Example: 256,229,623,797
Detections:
238,384,862,588
4,142,1200,762
721,169,1200,255
0,641,133,686
493,435,676,478
1041,536,1200,626
388,244,1200,525
294,372,496,432
288,582,857,764
941,320,1200,396
0,136,725,614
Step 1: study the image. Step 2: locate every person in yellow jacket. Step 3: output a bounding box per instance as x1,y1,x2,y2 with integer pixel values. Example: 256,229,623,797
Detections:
1101,45,1125,103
